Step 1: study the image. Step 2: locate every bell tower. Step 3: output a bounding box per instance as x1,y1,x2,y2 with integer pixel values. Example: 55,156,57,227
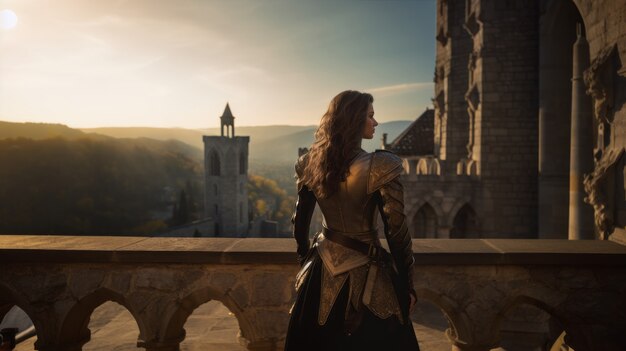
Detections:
221,103,235,137
203,103,250,236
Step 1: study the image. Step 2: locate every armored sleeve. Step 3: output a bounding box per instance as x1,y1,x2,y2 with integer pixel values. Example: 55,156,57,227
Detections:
292,156,316,263
370,151,415,292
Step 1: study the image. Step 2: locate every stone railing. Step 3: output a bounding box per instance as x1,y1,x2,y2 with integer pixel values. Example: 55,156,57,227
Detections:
1,236,626,351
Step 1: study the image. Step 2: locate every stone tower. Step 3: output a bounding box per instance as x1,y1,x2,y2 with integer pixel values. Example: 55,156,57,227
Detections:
203,103,250,236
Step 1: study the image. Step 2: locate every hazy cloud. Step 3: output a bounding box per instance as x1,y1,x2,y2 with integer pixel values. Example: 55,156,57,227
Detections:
368,82,433,95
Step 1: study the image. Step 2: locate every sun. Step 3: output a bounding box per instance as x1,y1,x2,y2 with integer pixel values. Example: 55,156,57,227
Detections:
0,9,18,30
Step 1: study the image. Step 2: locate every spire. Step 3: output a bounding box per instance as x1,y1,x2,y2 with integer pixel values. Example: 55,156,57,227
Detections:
221,103,234,119
220,102,235,137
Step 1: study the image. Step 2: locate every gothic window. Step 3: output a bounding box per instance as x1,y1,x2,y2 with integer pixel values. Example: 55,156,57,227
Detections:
239,202,243,223
214,204,218,216
213,184,218,196
239,182,243,195
413,203,438,238
239,152,246,175
210,150,220,176
450,204,479,238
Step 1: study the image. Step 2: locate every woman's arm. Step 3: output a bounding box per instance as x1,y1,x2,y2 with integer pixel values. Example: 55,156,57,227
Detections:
291,185,316,264
377,177,416,298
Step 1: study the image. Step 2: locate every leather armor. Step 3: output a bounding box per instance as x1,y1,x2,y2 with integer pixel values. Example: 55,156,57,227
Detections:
292,149,415,325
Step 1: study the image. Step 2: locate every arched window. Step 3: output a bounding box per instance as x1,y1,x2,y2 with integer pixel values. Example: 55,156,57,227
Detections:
239,152,246,175
450,204,479,238
413,203,438,238
210,150,220,176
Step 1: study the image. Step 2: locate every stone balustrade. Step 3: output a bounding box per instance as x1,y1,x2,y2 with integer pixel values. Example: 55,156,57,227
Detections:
1,236,626,351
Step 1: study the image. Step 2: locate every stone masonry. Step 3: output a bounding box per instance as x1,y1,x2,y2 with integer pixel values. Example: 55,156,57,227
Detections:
1,236,626,351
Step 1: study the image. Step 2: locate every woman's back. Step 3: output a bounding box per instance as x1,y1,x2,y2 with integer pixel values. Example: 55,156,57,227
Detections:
316,150,377,233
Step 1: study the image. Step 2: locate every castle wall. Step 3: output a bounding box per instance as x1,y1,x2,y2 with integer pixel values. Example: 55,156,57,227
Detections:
402,175,476,238
434,0,472,174
473,0,540,238
426,0,541,238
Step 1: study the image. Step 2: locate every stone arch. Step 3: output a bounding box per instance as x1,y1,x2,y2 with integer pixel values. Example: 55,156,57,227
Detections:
407,197,445,237
445,196,472,227
209,149,221,176
491,295,589,350
162,286,254,346
570,0,591,30
0,283,45,347
57,288,146,349
412,202,438,238
450,203,480,238
413,288,473,346
416,157,441,175
408,196,445,223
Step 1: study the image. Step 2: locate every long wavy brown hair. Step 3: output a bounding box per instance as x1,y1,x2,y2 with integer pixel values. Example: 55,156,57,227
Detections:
301,90,373,198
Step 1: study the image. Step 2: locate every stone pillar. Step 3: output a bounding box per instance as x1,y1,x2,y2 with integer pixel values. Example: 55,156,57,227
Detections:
568,25,595,240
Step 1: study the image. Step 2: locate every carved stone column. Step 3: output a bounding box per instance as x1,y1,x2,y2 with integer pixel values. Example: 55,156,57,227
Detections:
568,25,595,240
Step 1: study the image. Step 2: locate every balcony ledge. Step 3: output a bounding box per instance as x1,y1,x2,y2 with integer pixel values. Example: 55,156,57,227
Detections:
0,235,625,265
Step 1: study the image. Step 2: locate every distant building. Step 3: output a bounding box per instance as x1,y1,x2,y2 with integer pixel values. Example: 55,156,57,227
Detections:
203,103,250,237
383,108,436,176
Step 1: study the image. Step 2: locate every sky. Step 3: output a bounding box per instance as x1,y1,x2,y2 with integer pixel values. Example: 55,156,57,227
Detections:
0,0,436,129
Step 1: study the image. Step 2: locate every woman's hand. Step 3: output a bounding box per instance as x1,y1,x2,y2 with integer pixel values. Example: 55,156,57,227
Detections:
409,291,417,313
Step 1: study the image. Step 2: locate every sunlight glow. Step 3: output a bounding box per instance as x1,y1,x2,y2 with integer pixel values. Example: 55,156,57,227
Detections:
0,9,18,30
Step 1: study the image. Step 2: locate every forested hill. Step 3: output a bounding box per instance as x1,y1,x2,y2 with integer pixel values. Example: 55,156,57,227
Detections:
0,120,203,162
0,121,97,140
0,136,203,235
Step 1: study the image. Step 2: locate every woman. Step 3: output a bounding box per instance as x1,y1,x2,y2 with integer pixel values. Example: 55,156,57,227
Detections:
285,90,419,350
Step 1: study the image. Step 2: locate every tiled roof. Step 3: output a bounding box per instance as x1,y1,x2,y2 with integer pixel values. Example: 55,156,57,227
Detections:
386,108,434,156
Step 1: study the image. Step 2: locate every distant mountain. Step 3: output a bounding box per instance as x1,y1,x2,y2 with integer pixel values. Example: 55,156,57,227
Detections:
0,121,99,140
2,119,413,165
199,125,317,144
86,121,412,163
252,120,412,163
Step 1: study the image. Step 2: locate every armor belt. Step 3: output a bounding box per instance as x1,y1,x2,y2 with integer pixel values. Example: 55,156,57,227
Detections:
322,227,381,258
317,227,402,325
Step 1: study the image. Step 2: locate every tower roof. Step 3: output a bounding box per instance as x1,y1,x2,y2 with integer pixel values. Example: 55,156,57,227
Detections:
386,108,434,156
221,103,234,120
